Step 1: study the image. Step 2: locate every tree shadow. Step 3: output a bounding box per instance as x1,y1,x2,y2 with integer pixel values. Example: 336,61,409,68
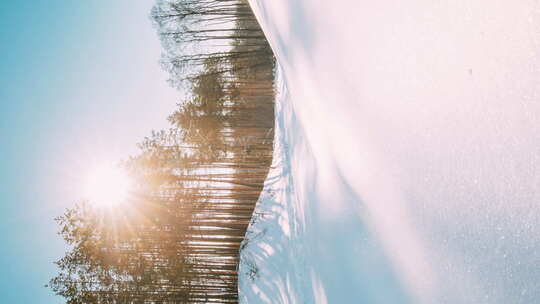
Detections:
238,79,412,303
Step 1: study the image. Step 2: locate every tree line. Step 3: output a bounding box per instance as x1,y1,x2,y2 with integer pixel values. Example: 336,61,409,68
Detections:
48,0,275,303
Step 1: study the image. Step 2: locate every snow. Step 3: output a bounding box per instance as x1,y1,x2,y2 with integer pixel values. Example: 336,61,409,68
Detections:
239,1,540,303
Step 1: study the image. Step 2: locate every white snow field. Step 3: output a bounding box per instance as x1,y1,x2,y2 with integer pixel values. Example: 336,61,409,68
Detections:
239,1,540,303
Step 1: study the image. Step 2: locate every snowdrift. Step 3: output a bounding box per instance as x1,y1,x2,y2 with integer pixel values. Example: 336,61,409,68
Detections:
240,1,540,303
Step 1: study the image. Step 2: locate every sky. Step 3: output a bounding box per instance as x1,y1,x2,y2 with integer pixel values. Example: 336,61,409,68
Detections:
0,1,179,303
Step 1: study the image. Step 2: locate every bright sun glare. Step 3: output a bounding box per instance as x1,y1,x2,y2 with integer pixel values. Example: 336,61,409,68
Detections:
84,164,132,207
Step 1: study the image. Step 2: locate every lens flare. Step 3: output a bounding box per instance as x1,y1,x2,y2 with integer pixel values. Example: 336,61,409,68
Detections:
83,164,132,207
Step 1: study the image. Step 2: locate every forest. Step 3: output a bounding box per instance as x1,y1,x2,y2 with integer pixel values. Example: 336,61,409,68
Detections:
48,0,275,303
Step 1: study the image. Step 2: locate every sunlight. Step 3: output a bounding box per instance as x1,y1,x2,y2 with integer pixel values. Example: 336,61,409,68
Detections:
83,164,132,207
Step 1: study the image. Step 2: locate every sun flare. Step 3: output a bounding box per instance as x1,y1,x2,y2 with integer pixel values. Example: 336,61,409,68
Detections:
83,164,132,207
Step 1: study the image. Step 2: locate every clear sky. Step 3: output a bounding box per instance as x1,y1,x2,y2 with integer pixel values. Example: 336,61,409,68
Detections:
0,1,178,302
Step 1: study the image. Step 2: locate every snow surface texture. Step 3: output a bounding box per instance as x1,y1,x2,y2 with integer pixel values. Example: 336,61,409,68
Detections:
239,1,540,303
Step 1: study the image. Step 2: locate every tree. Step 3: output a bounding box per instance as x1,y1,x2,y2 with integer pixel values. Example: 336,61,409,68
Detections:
50,0,275,302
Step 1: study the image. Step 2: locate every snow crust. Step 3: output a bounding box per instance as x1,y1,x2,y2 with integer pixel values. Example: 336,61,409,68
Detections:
240,1,540,303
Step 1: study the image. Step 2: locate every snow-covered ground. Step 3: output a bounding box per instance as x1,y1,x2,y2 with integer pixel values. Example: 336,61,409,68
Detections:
239,1,540,303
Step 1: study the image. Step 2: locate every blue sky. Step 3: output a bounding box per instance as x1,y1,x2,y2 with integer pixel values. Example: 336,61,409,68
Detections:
0,1,178,302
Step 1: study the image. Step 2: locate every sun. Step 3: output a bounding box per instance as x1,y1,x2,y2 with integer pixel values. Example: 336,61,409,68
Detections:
83,164,132,207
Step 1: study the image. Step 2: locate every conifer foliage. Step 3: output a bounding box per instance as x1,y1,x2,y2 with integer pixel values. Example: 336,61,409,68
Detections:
49,0,275,302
